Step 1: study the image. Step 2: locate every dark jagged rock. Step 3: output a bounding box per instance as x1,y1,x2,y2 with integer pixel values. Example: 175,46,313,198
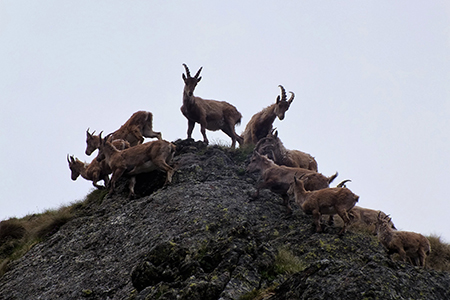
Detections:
0,139,449,299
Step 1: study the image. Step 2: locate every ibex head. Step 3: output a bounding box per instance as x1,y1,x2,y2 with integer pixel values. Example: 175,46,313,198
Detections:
182,63,203,97
67,154,80,180
274,85,295,120
85,128,100,156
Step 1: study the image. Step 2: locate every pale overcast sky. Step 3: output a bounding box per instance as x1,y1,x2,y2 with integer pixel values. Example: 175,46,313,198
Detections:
1,1,449,242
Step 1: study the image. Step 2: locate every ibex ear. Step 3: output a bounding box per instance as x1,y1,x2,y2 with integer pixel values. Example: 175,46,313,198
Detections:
197,76,202,82
182,73,187,81
276,95,280,104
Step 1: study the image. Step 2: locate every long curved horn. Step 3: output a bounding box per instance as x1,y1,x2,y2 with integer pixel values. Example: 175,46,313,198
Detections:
194,66,203,79
183,63,191,78
278,85,287,101
288,91,295,103
337,179,351,188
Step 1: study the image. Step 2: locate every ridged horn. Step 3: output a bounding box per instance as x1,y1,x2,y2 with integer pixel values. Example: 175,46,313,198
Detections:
194,66,203,79
182,63,191,78
337,179,351,188
278,85,287,101
288,91,295,103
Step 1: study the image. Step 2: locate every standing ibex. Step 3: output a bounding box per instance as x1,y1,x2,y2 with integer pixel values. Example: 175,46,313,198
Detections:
255,129,318,171
241,85,294,146
98,133,176,198
181,64,244,149
376,212,430,267
85,111,161,155
290,175,359,234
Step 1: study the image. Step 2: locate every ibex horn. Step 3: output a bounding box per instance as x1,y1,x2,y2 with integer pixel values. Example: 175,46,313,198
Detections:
194,66,203,79
278,85,287,101
337,179,351,188
86,128,95,137
182,63,191,77
288,91,295,102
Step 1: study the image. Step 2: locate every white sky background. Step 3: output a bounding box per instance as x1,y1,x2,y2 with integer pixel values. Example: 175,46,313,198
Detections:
1,1,449,241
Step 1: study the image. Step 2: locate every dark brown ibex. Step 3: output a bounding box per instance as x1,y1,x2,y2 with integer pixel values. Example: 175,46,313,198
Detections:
241,85,294,146
255,129,318,171
181,63,244,149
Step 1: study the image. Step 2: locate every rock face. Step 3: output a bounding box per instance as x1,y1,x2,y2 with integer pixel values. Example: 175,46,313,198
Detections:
0,139,449,299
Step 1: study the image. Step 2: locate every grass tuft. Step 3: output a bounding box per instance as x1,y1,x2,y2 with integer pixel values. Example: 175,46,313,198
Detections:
0,187,111,277
274,247,307,275
426,234,450,271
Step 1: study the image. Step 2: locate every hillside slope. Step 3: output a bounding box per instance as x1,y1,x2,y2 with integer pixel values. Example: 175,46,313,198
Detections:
0,139,449,300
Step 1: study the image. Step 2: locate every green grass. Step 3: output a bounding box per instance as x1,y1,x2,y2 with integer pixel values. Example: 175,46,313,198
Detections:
426,234,450,271
0,188,107,277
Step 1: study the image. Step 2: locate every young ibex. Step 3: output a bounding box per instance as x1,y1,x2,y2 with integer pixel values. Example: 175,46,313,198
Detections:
290,175,359,234
181,63,244,149
68,140,130,189
246,151,337,213
254,129,318,171
376,212,430,267
241,85,294,146
85,111,161,155
98,133,176,198
68,155,111,189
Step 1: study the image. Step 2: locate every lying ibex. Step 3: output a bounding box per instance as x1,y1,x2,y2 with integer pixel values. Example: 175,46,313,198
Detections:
376,212,430,267
181,63,244,149
98,133,176,197
290,175,359,234
255,129,318,171
246,151,337,213
241,85,294,146
85,111,161,155
346,206,396,234
68,140,130,189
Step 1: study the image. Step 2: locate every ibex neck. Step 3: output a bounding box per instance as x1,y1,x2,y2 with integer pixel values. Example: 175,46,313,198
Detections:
75,161,90,179
378,225,394,243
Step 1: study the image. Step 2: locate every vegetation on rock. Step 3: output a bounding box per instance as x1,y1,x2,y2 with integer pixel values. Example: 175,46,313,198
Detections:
0,139,449,299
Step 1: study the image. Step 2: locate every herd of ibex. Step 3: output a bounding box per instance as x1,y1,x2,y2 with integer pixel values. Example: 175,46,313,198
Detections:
68,63,431,267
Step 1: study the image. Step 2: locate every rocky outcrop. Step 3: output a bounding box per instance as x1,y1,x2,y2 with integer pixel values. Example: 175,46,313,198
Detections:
0,139,449,299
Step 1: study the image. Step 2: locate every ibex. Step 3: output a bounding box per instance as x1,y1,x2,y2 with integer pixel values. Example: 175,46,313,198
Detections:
290,175,359,234
68,140,130,189
346,206,396,234
246,151,337,213
85,111,161,155
98,133,176,198
255,129,318,171
68,155,111,189
241,85,294,146
376,212,430,267
181,63,244,149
